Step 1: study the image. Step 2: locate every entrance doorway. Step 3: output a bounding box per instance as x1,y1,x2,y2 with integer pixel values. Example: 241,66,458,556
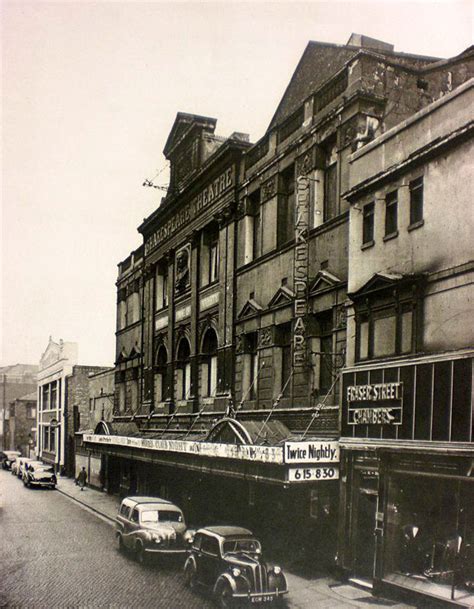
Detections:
351,468,379,582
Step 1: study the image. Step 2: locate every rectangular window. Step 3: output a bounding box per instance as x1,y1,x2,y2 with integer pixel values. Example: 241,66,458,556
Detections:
359,319,369,360
357,302,417,361
385,190,398,236
400,307,413,354
318,312,333,393
209,241,219,284
49,427,56,452
362,202,375,245
373,313,396,357
201,226,219,287
246,333,258,401
277,165,295,247
276,323,292,398
409,176,424,226
250,189,262,260
324,144,338,221
42,385,50,410
51,382,58,409
156,263,168,310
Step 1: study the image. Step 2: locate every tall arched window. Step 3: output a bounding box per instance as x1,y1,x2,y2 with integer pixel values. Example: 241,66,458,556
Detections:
201,328,218,398
176,338,191,400
154,345,168,405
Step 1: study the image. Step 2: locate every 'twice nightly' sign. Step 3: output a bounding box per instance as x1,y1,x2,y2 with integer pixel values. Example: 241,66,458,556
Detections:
284,441,339,464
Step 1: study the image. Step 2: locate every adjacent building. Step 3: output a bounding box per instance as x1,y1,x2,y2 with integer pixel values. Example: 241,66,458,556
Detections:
0,364,38,451
37,338,79,469
338,79,474,606
37,337,109,474
74,366,115,488
3,391,37,456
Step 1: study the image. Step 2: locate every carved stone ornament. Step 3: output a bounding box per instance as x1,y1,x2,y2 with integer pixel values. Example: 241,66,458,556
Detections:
236,198,246,219
261,178,276,202
258,327,274,348
235,334,244,354
335,304,347,329
175,243,191,294
296,149,314,176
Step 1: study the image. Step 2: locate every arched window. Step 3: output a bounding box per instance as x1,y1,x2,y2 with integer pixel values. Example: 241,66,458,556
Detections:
154,345,168,404
201,328,218,398
176,338,191,400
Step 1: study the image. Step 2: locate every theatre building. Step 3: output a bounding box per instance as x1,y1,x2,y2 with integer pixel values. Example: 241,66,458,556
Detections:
84,36,473,567
338,80,474,606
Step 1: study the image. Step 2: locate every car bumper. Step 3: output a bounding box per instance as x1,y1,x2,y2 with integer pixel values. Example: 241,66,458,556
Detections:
233,590,288,601
30,480,56,487
144,547,188,555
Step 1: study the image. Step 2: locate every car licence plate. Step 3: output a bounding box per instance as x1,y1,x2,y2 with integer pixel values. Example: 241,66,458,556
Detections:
251,595,274,603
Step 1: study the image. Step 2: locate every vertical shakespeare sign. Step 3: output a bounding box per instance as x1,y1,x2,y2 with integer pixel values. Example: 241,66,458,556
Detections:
293,175,310,368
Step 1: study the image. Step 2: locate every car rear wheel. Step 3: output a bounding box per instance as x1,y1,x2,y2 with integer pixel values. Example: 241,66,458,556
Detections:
215,582,234,609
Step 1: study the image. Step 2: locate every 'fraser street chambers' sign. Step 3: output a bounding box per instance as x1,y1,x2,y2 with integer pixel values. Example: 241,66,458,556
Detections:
347,382,403,425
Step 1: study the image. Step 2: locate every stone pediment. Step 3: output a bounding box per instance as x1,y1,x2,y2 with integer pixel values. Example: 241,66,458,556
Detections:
40,339,62,369
129,344,141,358
237,298,264,320
349,272,406,300
116,348,128,364
309,270,342,295
268,285,295,308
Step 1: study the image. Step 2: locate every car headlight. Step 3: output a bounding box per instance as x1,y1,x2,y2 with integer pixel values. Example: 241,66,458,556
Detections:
273,566,281,575
150,533,162,543
231,568,241,578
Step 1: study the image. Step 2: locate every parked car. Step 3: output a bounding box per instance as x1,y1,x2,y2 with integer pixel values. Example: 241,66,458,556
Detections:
23,463,57,489
115,496,194,563
12,457,33,477
1,450,21,470
184,526,288,608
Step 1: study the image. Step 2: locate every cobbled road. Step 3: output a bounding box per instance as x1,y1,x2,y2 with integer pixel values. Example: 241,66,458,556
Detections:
0,470,214,608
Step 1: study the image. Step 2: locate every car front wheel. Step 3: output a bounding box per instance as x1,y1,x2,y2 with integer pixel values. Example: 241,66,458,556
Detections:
184,562,197,589
135,542,147,565
215,581,234,609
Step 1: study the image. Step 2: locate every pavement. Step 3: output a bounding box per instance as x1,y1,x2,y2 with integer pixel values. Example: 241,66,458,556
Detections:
55,476,417,609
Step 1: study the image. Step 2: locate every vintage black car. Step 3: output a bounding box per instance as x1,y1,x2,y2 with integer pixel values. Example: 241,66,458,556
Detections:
116,496,194,563
184,526,288,608
0,450,21,470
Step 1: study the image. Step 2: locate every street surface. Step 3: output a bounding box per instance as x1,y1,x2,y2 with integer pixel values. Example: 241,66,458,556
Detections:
1,470,417,609
0,470,213,608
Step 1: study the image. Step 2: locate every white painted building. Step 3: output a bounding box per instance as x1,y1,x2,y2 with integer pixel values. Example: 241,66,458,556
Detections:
37,337,78,470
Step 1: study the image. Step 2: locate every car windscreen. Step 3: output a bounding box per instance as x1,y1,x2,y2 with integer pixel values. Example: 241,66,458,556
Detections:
223,538,261,555
141,509,183,523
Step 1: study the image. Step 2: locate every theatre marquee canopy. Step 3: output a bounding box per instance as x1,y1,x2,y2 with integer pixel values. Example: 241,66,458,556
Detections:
82,431,340,485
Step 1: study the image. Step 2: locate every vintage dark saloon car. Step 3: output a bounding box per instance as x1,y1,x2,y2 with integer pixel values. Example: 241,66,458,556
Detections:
115,496,194,563
184,526,288,608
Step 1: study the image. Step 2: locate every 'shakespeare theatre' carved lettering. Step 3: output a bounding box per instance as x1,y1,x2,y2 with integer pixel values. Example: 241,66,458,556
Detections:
145,167,234,254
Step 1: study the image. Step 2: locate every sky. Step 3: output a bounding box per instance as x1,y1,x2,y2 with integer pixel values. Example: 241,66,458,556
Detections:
1,0,473,367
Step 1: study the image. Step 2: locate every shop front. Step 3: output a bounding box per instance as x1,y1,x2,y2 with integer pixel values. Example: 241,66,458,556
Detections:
338,351,474,607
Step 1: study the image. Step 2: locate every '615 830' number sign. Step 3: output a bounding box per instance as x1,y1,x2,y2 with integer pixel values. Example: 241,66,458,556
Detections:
288,466,339,482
